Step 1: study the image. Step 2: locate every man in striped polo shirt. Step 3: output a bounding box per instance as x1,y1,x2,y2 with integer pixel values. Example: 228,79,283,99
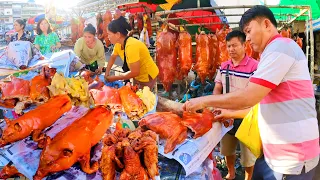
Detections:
214,30,258,180
183,5,319,180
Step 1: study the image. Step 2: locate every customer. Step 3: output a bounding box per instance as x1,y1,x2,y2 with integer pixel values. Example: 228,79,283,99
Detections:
183,5,319,180
104,16,159,89
213,30,257,180
34,18,61,55
74,24,106,74
11,19,31,42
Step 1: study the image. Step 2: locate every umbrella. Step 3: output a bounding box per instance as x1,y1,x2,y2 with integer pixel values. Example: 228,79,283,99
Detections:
6,29,16,35
28,17,35,24
157,0,224,34
34,14,45,23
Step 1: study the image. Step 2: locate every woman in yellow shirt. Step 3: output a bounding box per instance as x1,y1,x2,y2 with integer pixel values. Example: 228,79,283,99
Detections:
104,16,159,89
74,24,106,74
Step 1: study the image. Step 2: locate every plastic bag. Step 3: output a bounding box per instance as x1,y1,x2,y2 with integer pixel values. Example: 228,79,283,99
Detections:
235,104,263,158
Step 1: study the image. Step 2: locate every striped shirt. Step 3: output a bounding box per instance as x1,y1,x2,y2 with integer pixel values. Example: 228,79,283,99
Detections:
215,55,258,94
250,34,319,174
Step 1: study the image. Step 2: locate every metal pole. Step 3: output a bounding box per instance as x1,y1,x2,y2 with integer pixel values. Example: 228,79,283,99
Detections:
309,8,315,82
277,9,309,30
306,10,310,77
155,5,311,16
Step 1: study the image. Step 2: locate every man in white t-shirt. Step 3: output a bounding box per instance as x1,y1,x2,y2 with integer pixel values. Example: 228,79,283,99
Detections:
183,5,319,180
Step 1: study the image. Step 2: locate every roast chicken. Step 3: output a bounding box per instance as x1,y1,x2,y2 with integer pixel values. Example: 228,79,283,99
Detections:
118,85,147,120
100,145,124,180
182,109,215,139
0,95,72,147
34,106,113,180
119,139,149,180
0,165,23,179
156,29,177,91
90,85,122,113
139,112,187,153
245,41,253,57
144,14,152,37
131,134,159,180
195,31,210,83
176,31,192,80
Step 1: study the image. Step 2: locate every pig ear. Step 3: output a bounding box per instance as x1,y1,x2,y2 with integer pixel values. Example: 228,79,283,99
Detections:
4,117,10,125
14,123,22,132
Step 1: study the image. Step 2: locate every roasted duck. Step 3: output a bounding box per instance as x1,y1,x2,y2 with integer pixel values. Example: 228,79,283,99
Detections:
90,85,122,113
182,109,215,138
144,14,152,37
131,134,159,179
0,164,23,179
195,31,210,83
78,17,85,38
280,28,291,38
139,112,187,153
100,145,124,180
97,13,104,42
34,106,113,180
208,33,218,80
216,27,231,65
102,10,112,47
71,18,79,44
0,76,30,101
137,13,144,34
119,139,149,180
176,31,192,80
296,37,303,48
118,85,146,120
245,41,253,57
0,95,71,147
156,29,177,91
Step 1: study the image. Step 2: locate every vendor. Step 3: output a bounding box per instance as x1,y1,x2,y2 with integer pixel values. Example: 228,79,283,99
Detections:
11,19,31,42
34,18,61,55
74,24,106,74
104,16,159,89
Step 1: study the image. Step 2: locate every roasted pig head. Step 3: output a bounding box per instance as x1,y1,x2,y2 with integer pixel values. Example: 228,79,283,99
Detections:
182,109,215,139
90,85,122,113
30,68,54,103
0,95,72,147
0,76,30,101
119,85,147,120
139,112,187,154
34,106,113,180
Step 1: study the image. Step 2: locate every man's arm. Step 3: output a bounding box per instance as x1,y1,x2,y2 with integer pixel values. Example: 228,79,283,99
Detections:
213,82,223,95
183,82,271,111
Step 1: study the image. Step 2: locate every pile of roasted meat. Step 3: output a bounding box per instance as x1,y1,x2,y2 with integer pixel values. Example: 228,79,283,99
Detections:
139,109,216,153
0,66,56,114
100,128,158,180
